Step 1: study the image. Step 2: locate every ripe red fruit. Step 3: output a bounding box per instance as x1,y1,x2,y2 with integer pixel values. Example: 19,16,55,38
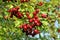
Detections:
34,20,38,24
33,18,36,21
34,30,40,34
29,19,33,23
58,29,60,33
36,22,40,26
12,8,17,12
16,12,23,18
38,2,43,6
35,8,40,13
27,16,31,19
41,14,47,18
20,0,24,3
23,25,27,30
20,0,29,3
8,9,12,13
29,26,32,29
34,15,38,19
33,11,37,15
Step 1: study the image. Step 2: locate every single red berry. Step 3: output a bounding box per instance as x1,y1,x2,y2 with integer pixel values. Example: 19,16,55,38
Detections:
8,9,12,13
37,21,42,26
34,20,38,24
36,22,40,26
33,18,36,21
27,16,31,19
33,11,37,15
34,30,40,34
23,25,27,30
35,8,40,13
38,2,43,6
20,0,24,3
58,29,60,33
41,14,47,18
34,15,38,19
16,12,23,18
29,19,33,23
12,8,17,12
29,26,32,29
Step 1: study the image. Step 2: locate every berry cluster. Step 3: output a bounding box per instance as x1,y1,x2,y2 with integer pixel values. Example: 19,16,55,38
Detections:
20,23,40,37
20,0,29,3
8,6,48,36
8,6,23,18
19,8,42,36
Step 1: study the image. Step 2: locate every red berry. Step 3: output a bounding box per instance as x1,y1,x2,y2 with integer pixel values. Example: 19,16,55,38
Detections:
58,29,60,33
35,8,40,13
8,9,12,13
23,25,27,30
20,0,24,3
38,2,43,6
34,15,38,19
16,12,23,18
41,14,47,18
12,8,17,12
34,20,38,24
37,21,42,26
36,22,40,26
29,19,33,23
34,30,40,34
33,18,36,21
33,11,37,15
27,16,31,19
29,26,32,29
